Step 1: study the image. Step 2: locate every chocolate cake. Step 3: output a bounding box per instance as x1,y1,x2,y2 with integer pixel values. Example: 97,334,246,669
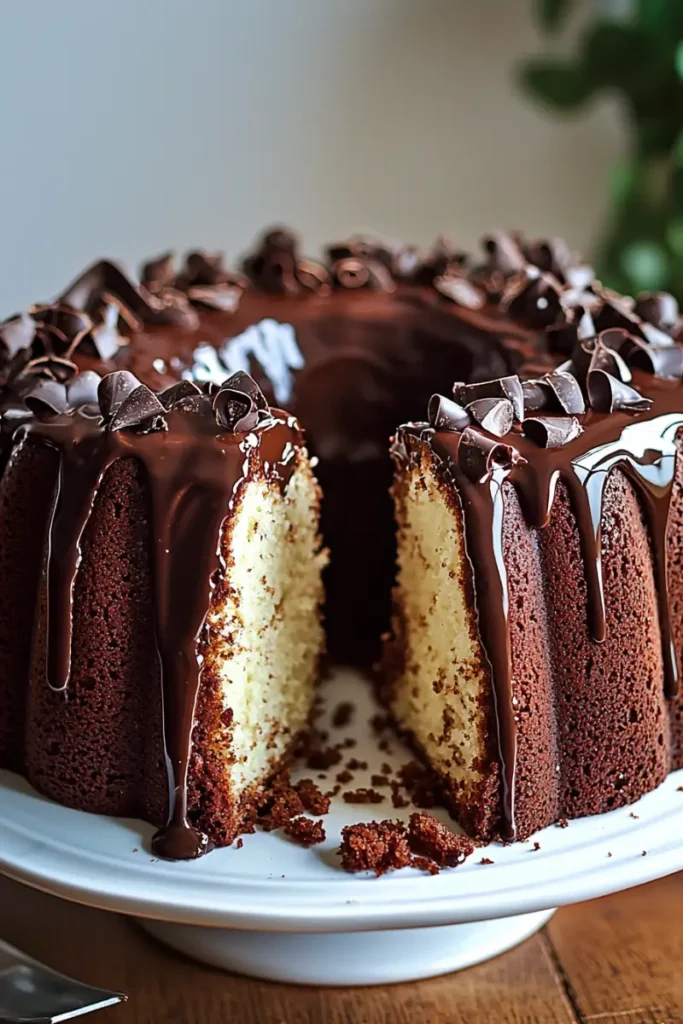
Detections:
387,285,683,842
1,225,683,857
0,329,327,857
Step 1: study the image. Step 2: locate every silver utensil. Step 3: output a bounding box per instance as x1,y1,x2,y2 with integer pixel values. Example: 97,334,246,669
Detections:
0,939,125,1023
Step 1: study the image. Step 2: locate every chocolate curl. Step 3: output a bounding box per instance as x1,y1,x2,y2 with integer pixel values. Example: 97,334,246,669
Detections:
141,252,177,292
543,371,586,415
588,330,633,383
98,370,142,419
587,370,653,414
30,304,92,349
635,291,680,334
481,231,527,277
89,303,124,360
457,426,525,482
67,371,102,409
244,228,330,296
160,379,203,409
427,394,470,432
17,355,78,384
523,237,594,289
330,256,395,292
405,236,468,285
466,396,514,437
453,374,524,422
186,284,241,313
434,274,485,309
109,384,168,433
24,379,70,417
59,259,199,330
622,337,683,380
213,370,268,432
521,379,552,413
0,313,35,360
502,267,566,329
523,416,583,448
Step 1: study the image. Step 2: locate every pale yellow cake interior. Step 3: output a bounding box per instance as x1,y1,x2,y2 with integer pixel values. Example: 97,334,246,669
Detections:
390,448,489,804
205,454,327,798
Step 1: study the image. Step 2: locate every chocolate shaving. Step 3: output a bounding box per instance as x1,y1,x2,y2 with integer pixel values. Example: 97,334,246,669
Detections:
502,267,566,329
543,371,586,415
635,291,679,334
453,374,524,422
67,370,102,409
481,231,526,277
588,330,633,383
59,259,199,331
186,284,241,312
466,396,514,437
109,384,168,433
427,394,470,432
521,379,551,413
140,252,176,292
0,313,36,360
434,274,485,309
523,415,582,448
457,426,524,481
97,370,142,419
587,370,653,413
213,371,268,433
160,379,203,409
623,338,683,379
16,355,78,385
244,228,331,296
23,379,70,417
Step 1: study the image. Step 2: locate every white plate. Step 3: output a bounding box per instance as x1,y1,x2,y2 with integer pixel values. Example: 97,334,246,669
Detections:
2,669,683,984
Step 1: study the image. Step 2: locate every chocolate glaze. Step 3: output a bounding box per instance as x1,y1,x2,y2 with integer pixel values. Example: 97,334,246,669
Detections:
395,373,683,839
21,397,301,859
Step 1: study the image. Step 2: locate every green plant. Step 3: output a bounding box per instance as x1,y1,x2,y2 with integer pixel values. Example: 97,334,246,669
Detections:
520,0,683,300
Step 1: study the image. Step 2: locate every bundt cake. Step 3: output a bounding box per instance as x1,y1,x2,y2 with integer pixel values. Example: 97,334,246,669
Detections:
386,314,683,843
0,344,326,858
1,225,682,858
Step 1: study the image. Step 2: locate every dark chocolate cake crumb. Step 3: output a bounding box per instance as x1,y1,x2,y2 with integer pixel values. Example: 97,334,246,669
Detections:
342,737,356,749
336,769,353,784
407,812,474,867
343,787,385,805
306,745,343,770
325,783,342,798
556,818,569,828
236,838,244,849
390,781,410,808
371,774,390,787
284,816,326,847
532,841,541,851
378,738,392,753
332,701,354,728
370,712,391,734
480,857,494,865
410,855,440,875
629,812,640,819
381,762,393,775
346,757,368,771
338,821,411,875
295,778,331,815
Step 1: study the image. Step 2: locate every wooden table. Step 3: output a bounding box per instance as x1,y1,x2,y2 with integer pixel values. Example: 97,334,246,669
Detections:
2,872,682,1023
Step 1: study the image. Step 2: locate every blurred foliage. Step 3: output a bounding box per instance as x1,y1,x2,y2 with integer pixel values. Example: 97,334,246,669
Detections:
520,0,683,300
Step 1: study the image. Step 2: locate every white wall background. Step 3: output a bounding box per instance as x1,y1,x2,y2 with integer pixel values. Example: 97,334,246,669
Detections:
0,0,624,314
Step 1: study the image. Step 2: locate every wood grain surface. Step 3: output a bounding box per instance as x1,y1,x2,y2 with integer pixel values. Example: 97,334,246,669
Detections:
1,872,682,1024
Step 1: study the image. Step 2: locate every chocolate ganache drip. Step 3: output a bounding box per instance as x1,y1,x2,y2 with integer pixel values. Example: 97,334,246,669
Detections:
16,368,299,859
398,309,683,840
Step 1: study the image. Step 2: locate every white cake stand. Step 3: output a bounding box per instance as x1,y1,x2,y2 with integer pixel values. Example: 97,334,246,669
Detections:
2,669,683,987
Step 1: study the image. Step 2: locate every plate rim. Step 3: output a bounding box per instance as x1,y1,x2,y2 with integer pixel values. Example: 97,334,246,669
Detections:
2,768,683,933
